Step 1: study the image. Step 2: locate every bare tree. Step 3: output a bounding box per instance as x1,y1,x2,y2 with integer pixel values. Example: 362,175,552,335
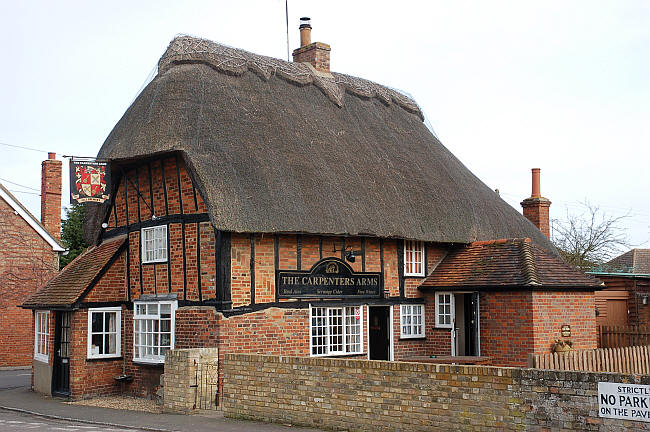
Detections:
551,201,632,271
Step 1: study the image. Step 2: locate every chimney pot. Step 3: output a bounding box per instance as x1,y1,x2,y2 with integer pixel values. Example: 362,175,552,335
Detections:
299,17,312,47
531,168,541,197
48,152,56,160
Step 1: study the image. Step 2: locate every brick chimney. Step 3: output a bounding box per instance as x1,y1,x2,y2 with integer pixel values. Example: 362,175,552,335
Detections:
292,17,331,73
41,152,62,241
521,168,551,238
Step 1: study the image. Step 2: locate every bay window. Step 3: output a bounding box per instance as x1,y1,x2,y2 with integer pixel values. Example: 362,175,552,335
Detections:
133,300,176,363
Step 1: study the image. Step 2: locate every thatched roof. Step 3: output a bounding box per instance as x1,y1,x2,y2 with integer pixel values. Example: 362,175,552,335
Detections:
93,36,553,248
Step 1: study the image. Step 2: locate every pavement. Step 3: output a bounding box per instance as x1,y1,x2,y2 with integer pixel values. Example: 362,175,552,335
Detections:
0,369,319,432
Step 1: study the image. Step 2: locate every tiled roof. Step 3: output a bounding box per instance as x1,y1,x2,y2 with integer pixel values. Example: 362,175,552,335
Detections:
419,238,602,290
595,249,650,275
22,236,126,308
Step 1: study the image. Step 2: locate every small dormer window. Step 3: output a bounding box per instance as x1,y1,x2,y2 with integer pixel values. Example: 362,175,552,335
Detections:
142,226,167,264
404,240,425,276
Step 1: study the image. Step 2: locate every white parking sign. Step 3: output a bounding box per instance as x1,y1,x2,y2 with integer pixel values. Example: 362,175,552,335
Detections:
598,382,650,422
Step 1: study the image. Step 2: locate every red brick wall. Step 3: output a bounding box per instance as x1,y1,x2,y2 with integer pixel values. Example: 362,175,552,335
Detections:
68,309,123,398
480,291,534,367
230,234,251,307
479,290,597,367
0,197,58,366
83,252,126,303
532,291,597,353
106,156,215,303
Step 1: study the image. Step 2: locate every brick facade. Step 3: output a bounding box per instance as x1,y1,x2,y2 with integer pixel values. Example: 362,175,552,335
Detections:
0,190,59,367
29,154,598,400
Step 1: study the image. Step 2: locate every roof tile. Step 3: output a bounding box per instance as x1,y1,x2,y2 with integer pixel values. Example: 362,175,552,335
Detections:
22,236,126,308
420,238,601,289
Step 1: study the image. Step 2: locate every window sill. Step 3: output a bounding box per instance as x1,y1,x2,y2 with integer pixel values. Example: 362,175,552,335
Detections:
86,356,122,362
403,275,426,278
311,352,366,358
399,336,426,341
34,356,48,364
133,359,165,366
142,261,168,265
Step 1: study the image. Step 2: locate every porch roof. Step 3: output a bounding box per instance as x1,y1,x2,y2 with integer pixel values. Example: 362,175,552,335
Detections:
22,236,126,309
419,238,602,290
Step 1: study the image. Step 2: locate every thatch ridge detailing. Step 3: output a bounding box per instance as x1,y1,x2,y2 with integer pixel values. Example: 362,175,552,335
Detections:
158,36,422,118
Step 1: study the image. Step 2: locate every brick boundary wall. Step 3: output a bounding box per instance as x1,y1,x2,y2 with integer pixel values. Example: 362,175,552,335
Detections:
222,354,650,431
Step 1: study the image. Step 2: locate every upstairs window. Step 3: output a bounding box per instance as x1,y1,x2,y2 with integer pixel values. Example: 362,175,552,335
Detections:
34,311,50,363
400,304,425,338
310,306,363,357
133,300,176,364
142,225,167,264
404,240,425,276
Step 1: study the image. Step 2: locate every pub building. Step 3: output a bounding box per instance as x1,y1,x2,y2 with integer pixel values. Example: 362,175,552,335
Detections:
24,20,601,400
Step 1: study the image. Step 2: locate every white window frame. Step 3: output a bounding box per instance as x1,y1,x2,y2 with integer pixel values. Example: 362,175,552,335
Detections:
34,310,50,363
400,304,425,338
404,240,425,276
435,292,454,329
309,305,364,357
133,300,177,364
87,307,121,359
141,225,168,264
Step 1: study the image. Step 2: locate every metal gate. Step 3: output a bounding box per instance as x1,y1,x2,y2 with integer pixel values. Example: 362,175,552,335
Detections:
193,361,219,410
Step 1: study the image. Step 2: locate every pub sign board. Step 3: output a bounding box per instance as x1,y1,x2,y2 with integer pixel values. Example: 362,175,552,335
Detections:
277,257,382,299
69,159,111,204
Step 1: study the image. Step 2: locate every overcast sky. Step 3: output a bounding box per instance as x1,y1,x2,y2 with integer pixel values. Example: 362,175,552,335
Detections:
1,1,648,251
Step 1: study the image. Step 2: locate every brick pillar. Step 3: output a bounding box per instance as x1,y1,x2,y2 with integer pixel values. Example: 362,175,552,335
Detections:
292,17,331,73
521,168,551,238
41,152,62,240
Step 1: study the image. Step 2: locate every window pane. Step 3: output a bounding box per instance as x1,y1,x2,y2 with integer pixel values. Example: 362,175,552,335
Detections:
106,334,116,354
106,312,116,332
92,334,103,354
92,313,103,333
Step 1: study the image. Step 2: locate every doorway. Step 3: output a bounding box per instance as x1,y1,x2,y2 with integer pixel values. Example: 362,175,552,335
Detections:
368,306,391,360
452,293,480,356
52,312,71,396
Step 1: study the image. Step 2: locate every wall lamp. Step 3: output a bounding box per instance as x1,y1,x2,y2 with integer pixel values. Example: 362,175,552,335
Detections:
345,248,362,263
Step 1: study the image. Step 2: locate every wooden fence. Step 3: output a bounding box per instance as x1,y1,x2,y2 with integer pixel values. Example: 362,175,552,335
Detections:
599,325,650,348
529,345,650,374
